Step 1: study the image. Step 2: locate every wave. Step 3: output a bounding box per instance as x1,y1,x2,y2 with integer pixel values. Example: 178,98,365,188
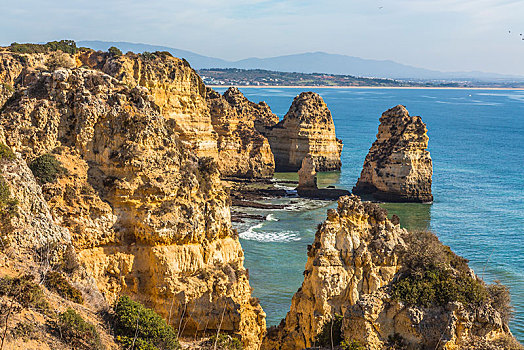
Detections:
239,222,300,242
266,214,279,221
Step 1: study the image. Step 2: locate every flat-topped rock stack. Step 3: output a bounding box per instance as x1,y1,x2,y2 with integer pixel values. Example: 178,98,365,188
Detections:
353,105,433,203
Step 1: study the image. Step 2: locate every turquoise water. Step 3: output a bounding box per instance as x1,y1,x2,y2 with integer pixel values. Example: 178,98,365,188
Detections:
215,87,524,341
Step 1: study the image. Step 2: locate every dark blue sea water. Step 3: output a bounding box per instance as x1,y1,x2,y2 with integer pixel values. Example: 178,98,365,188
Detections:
215,87,524,341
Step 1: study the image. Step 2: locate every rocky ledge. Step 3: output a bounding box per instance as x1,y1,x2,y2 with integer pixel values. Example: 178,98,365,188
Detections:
353,105,433,203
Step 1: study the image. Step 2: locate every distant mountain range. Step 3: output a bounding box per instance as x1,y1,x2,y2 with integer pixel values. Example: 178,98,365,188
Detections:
78,41,524,82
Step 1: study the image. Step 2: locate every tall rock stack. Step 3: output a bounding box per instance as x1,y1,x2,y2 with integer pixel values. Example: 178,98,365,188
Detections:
267,92,343,172
263,195,406,349
353,105,433,203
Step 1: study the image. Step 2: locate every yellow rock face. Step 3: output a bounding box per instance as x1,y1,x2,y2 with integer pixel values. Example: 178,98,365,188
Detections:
343,291,512,349
353,105,433,203
263,195,406,349
207,87,275,178
263,194,516,350
0,57,265,348
266,92,343,172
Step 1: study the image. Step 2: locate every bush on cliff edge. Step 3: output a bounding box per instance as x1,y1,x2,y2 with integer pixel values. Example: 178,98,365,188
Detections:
391,230,513,320
113,295,180,350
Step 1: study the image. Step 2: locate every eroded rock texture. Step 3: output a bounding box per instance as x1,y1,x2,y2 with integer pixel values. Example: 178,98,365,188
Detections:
343,291,513,350
0,57,265,348
267,92,343,172
263,195,405,349
263,195,517,350
353,105,433,203
79,51,276,179
297,155,317,190
206,87,275,178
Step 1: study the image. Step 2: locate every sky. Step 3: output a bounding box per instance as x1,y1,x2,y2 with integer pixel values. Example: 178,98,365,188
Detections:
1,0,524,75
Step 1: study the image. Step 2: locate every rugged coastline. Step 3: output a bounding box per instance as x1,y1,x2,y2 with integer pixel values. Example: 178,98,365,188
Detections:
0,42,521,350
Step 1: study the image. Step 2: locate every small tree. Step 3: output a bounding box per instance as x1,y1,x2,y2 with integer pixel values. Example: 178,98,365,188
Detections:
108,46,122,57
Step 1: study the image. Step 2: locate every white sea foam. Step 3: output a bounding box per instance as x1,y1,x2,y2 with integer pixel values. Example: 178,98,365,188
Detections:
239,223,300,242
266,214,279,221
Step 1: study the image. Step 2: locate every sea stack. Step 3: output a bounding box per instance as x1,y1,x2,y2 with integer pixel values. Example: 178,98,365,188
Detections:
267,92,343,172
297,155,318,190
353,105,433,203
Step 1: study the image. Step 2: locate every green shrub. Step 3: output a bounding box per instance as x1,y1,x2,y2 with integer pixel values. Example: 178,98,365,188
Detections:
0,143,15,161
340,339,366,350
488,281,513,324
29,154,67,184
9,42,48,54
315,314,344,347
11,321,37,341
153,51,173,58
204,334,242,350
108,46,122,56
391,231,502,312
0,83,14,93
45,40,77,54
113,295,180,350
56,308,103,350
141,52,155,61
0,275,49,311
45,271,84,304
9,40,77,54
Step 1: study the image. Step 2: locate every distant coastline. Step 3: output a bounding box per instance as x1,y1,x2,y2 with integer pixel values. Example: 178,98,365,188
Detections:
208,85,524,90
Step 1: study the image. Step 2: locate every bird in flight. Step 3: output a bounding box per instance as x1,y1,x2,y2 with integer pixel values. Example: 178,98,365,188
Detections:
379,6,383,9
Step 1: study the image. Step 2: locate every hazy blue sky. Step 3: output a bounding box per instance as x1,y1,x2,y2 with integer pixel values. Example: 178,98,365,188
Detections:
2,0,523,75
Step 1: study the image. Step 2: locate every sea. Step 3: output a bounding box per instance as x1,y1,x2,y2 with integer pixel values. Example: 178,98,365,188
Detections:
214,87,524,341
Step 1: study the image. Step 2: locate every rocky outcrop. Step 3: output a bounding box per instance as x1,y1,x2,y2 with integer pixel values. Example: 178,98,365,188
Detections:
206,88,275,178
297,155,317,190
78,51,278,179
0,61,265,348
353,105,433,203
343,291,513,349
266,92,343,172
263,195,405,349
263,195,517,349
222,87,279,133
0,51,49,107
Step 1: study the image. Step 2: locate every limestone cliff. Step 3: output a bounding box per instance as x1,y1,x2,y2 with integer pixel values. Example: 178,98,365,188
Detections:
0,60,265,348
0,150,120,349
263,195,518,350
206,87,275,178
79,51,278,179
263,195,405,349
222,87,279,133
266,92,342,172
353,105,433,203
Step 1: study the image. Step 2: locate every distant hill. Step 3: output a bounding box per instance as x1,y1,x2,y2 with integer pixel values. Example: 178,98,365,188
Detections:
78,41,524,81
198,68,524,88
